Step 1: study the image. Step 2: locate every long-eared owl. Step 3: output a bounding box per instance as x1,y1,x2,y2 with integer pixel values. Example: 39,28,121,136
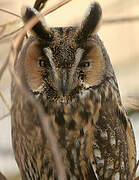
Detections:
11,2,136,180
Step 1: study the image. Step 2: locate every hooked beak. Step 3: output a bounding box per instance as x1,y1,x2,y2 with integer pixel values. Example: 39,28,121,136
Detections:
55,68,70,97
60,69,68,96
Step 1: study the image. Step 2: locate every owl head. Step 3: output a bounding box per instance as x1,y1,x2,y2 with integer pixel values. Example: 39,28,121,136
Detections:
20,2,114,104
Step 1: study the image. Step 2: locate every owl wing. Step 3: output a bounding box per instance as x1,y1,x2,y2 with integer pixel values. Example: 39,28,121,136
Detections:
90,106,136,179
125,117,136,175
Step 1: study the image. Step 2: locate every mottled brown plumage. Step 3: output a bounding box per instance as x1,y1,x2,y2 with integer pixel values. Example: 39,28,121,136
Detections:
11,2,136,180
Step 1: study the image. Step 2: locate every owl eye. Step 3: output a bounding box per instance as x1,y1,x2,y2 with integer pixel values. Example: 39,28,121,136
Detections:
38,57,50,68
79,62,90,68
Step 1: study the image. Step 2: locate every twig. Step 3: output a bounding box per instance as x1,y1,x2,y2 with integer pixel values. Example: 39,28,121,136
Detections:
43,0,72,15
0,91,10,111
0,8,21,18
129,159,139,180
0,27,23,41
34,0,49,11
0,172,7,180
124,96,139,111
0,19,21,28
0,19,21,36
0,112,10,120
0,26,6,35
0,54,10,81
103,16,139,24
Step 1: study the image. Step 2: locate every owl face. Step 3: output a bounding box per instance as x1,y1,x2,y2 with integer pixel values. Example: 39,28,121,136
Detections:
23,3,105,103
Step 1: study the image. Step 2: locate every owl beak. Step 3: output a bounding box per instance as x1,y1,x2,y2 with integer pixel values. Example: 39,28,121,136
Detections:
60,69,68,96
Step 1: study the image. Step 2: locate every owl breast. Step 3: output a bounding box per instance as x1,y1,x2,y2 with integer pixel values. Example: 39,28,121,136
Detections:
11,75,134,179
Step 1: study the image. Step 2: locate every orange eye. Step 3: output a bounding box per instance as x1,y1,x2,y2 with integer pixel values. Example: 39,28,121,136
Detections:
40,60,45,67
38,57,51,68
38,58,47,68
79,62,90,68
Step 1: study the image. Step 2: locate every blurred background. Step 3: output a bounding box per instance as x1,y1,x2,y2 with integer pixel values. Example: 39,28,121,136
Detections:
0,0,139,179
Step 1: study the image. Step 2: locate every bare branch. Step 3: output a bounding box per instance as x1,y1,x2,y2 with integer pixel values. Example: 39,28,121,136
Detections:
0,112,10,121
0,19,21,28
43,0,72,15
0,8,21,18
124,96,139,111
0,19,21,35
0,172,7,180
34,0,49,11
0,54,10,81
0,26,6,35
0,91,11,111
0,27,23,41
103,16,139,25
129,160,139,180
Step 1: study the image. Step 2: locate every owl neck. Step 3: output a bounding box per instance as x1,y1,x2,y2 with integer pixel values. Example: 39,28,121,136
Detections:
42,77,125,127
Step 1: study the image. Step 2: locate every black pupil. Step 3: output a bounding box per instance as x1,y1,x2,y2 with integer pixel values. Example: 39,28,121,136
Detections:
38,58,50,68
80,62,90,68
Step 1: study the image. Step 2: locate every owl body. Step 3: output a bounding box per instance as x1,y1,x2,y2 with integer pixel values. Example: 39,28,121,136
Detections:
11,3,136,180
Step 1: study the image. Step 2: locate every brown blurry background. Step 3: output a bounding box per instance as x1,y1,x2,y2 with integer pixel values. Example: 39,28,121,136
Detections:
0,0,139,179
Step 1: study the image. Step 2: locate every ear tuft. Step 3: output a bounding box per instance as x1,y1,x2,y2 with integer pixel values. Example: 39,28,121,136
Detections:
21,6,52,40
78,2,102,42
